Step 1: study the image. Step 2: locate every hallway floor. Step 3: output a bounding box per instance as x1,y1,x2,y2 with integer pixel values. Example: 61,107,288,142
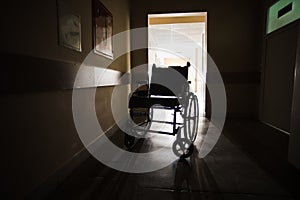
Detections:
48,118,295,200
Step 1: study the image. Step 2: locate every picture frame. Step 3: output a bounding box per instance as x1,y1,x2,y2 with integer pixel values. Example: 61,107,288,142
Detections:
57,0,82,52
92,0,113,59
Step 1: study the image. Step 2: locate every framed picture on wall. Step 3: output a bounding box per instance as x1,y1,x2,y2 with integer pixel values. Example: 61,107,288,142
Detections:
57,0,82,52
92,0,113,59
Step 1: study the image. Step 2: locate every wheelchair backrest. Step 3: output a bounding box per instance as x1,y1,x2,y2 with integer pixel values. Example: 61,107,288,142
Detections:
150,62,190,96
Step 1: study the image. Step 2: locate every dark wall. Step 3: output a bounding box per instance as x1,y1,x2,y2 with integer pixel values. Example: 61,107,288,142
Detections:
0,0,130,198
259,0,299,133
289,23,300,169
129,0,262,118
258,0,300,170
262,22,298,132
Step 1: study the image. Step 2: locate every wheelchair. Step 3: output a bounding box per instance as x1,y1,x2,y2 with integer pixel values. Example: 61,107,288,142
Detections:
125,62,199,158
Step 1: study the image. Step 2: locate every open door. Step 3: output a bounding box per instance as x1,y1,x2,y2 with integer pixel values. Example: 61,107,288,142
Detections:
148,12,207,116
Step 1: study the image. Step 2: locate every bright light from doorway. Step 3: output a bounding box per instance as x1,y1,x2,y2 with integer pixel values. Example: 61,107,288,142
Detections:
148,12,207,116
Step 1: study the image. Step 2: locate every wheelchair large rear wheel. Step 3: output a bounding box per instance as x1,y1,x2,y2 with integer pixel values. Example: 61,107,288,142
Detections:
129,108,151,138
184,93,199,142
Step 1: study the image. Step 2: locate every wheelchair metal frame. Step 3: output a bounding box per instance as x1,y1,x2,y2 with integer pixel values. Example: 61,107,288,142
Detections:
125,63,199,158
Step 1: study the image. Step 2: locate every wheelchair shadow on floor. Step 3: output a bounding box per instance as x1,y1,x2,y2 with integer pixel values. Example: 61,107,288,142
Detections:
173,147,222,200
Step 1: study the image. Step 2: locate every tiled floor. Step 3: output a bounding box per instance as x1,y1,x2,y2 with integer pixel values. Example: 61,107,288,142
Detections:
48,117,295,200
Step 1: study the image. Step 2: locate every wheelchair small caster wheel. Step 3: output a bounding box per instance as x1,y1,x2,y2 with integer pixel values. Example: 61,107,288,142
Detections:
124,134,135,149
172,138,194,158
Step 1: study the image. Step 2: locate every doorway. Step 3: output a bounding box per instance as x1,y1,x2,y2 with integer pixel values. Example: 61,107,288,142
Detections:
148,12,207,116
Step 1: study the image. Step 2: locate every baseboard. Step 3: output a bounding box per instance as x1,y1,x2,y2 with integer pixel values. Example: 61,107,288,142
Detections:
26,123,119,200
